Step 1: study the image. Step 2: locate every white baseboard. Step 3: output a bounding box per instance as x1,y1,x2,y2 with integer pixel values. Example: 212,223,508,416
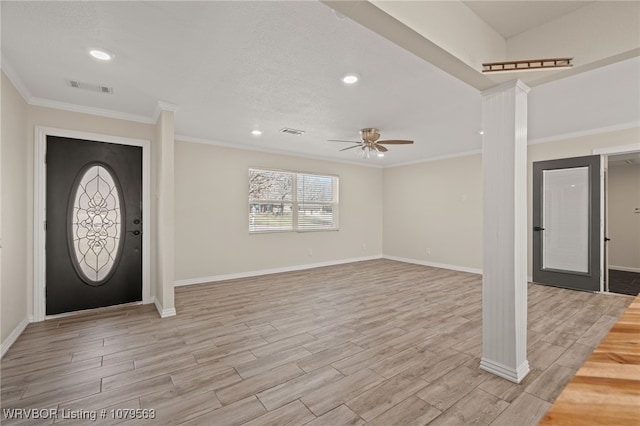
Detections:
609,265,640,273
174,255,383,287
152,297,177,318
382,255,482,275
480,357,531,384
1,317,30,359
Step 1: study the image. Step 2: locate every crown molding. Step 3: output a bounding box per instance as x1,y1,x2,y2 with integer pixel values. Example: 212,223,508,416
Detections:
1,56,34,103
384,149,483,168
29,97,155,124
153,101,179,123
528,121,640,146
2,55,155,124
175,134,385,169
481,78,531,97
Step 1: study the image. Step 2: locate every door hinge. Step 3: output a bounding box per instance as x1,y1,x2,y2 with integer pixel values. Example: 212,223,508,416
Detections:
44,220,47,231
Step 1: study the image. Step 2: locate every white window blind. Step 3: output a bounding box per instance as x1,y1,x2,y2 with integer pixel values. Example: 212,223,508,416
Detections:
249,168,338,233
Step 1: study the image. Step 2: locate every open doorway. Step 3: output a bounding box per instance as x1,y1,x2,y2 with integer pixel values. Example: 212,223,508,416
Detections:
606,152,640,296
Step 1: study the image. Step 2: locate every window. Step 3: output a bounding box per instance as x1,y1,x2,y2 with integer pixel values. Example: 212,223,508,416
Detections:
249,168,339,233
70,164,123,284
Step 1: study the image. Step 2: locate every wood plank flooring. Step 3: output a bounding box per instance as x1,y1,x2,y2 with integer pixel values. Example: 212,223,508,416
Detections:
539,293,640,425
1,259,634,425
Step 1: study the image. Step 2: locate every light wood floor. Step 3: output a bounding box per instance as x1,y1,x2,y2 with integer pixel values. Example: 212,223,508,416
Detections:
539,293,640,425
1,259,634,425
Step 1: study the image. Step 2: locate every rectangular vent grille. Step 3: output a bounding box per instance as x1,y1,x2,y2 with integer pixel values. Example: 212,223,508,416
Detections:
67,80,113,94
280,127,305,136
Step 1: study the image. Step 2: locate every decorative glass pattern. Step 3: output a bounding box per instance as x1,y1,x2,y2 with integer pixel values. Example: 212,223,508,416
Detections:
70,164,122,284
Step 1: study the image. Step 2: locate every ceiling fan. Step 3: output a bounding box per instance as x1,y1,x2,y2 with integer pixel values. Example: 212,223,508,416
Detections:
329,128,413,158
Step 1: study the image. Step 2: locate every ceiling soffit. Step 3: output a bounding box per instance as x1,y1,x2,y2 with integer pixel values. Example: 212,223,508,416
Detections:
326,1,640,89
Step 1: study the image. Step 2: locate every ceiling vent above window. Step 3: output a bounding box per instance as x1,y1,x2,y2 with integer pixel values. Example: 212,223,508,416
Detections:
280,127,305,136
67,80,114,94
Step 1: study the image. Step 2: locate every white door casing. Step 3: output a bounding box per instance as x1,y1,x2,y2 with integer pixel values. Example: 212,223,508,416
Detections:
34,126,151,321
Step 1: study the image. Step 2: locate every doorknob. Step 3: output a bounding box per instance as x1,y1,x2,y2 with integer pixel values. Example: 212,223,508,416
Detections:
605,237,611,242
534,226,545,231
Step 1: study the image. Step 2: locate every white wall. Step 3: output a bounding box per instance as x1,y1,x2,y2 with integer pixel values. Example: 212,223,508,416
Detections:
382,126,640,278
1,71,29,351
382,154,483,272
608,162,640,271
508,2,640,69
174,141,383,282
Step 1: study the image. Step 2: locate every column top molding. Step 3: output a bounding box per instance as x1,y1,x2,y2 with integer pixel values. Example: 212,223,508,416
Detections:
153,101,179,123
481,79,531,97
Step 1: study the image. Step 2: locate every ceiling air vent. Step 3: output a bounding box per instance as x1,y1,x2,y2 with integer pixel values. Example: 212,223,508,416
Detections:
67,79,114,94
280,127,305,136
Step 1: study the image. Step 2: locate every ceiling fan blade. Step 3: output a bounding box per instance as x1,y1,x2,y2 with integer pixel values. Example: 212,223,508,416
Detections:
340,144,362,152
374,144,388,152
328,139,361,144
377,139,414,145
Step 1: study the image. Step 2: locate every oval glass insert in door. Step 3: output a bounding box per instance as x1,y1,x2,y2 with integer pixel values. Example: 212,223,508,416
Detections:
68,163,125,285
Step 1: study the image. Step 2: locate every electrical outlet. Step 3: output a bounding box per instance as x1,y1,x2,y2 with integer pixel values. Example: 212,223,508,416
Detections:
308,249,313,256
362,243,367,251
426,248,431,256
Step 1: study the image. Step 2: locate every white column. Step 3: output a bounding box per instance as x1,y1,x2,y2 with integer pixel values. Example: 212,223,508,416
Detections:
480,79,530,383
154,102,177,318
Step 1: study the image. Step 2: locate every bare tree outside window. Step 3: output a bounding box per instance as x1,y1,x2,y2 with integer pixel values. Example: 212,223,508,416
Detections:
249,168,338,232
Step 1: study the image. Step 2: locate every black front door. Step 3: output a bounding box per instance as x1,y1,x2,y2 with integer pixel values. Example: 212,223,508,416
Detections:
532,155,601,292
46,136,143,315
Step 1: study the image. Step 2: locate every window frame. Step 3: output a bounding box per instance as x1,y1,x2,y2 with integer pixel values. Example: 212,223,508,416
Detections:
248,167,339,234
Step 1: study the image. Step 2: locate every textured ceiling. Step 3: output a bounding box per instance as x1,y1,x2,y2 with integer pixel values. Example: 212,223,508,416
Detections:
2,1,638,167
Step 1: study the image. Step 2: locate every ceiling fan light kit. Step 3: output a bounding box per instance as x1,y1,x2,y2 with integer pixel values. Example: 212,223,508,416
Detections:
328,128,413,159
482,57,573,73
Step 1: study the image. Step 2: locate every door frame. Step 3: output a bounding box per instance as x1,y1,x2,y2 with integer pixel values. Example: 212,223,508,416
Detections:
532,155,602,292
593,143,640,293
34,126,151,321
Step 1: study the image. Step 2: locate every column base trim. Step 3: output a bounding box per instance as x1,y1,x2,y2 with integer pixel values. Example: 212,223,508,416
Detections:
152,297,177,318
480,357,530,383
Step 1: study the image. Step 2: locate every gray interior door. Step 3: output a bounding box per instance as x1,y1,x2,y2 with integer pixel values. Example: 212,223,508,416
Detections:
46,136,143,315
532,155,601,292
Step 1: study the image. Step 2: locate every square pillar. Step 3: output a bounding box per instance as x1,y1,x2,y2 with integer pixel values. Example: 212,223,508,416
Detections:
480,79,530,383
154,101,177,318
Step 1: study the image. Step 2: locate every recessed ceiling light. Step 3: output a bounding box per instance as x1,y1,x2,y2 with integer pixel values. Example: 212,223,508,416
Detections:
251,130,263,136
377,152,384,158
478,130,485,135
342,74,359,84
89,49,114,61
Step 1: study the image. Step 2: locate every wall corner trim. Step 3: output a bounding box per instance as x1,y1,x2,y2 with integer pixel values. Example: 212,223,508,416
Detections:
152,297,177,318
1,318,30,359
